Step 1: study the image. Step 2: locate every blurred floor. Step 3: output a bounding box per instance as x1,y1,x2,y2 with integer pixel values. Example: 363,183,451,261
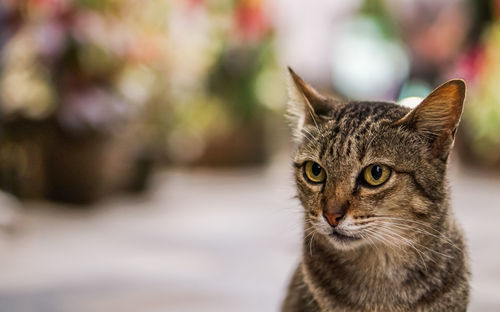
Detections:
0,157,499,312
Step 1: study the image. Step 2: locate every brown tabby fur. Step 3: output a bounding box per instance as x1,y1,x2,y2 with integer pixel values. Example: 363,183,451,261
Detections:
282,68,470,312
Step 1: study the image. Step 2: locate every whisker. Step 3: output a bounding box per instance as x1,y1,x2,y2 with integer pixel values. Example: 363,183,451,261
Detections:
301,128,316,145
372,220,460,250
309,231,317,257
376,224,453,266
303,228,316,240
371,226,429,271
363,228,401,252
370,216,444,234
363,228,415,267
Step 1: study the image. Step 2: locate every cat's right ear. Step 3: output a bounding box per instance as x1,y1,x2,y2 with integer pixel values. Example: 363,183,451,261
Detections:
286,67,334,140
393,79,465,161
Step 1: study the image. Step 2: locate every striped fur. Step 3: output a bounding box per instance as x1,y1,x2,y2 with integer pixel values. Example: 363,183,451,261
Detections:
282,70,469,312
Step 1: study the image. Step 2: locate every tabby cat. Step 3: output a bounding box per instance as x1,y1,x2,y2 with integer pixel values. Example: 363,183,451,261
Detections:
282,68,470,312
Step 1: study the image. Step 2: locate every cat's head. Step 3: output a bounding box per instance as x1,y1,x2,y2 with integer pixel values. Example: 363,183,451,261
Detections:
287,67,465,250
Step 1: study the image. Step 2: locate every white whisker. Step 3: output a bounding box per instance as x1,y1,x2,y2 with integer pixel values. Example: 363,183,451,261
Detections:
372,220,460,250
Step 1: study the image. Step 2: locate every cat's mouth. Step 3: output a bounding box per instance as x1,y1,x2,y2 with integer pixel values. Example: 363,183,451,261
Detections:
329,230,361,243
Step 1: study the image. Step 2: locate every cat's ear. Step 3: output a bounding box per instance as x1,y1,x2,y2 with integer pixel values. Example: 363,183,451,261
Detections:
394,79,466,160
286,67,334,139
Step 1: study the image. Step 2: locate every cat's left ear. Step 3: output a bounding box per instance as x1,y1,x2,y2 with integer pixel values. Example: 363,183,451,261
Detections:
286,67,335,140
394,79,466,160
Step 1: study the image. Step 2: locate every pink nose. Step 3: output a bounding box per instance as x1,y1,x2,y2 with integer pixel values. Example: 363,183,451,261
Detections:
323,212,344,227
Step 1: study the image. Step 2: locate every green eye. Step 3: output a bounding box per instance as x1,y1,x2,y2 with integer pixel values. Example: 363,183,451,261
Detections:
303,161,326,183
362,164,391,186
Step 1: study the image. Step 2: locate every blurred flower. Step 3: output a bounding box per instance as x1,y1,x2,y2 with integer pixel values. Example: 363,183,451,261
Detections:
57,86,125,132
34,20,66,59
0,0,171,131
0,66,56,119
0,28,56,118
454,45,485,85
233,0,270,43
116,65,156,108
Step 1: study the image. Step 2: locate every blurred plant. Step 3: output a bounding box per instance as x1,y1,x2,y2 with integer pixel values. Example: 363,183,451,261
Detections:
0,0,170,133
0,0,172,201
165,0,283,166
461,21,500,167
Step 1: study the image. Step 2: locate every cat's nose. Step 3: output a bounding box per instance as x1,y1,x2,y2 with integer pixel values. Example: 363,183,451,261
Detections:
324,197,347,227
323,212,344,227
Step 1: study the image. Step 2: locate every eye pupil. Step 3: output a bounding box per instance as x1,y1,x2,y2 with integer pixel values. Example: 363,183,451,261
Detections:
361,164,391,187
303,161,326,184
311,163,322,176
371,165,383,180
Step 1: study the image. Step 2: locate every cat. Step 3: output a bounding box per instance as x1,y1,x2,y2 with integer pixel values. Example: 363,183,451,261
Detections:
281,68,470,312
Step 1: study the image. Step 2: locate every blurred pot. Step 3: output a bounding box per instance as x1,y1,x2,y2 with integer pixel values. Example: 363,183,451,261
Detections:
0,117,154,204
194,120,267,167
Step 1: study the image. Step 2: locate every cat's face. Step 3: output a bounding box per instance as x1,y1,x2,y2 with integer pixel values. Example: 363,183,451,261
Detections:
287,68,465,250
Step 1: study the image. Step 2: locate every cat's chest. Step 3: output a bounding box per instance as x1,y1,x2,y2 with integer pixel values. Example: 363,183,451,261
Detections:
304,255,418,310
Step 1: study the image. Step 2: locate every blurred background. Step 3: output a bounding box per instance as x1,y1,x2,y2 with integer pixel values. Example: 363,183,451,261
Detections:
0,0,499,311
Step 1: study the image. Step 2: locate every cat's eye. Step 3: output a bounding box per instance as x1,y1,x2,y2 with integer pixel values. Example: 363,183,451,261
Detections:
362,164,391,187
303,161,326,184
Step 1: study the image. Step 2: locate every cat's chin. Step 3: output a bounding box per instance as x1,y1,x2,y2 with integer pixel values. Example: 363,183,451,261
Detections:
326,230,364,250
